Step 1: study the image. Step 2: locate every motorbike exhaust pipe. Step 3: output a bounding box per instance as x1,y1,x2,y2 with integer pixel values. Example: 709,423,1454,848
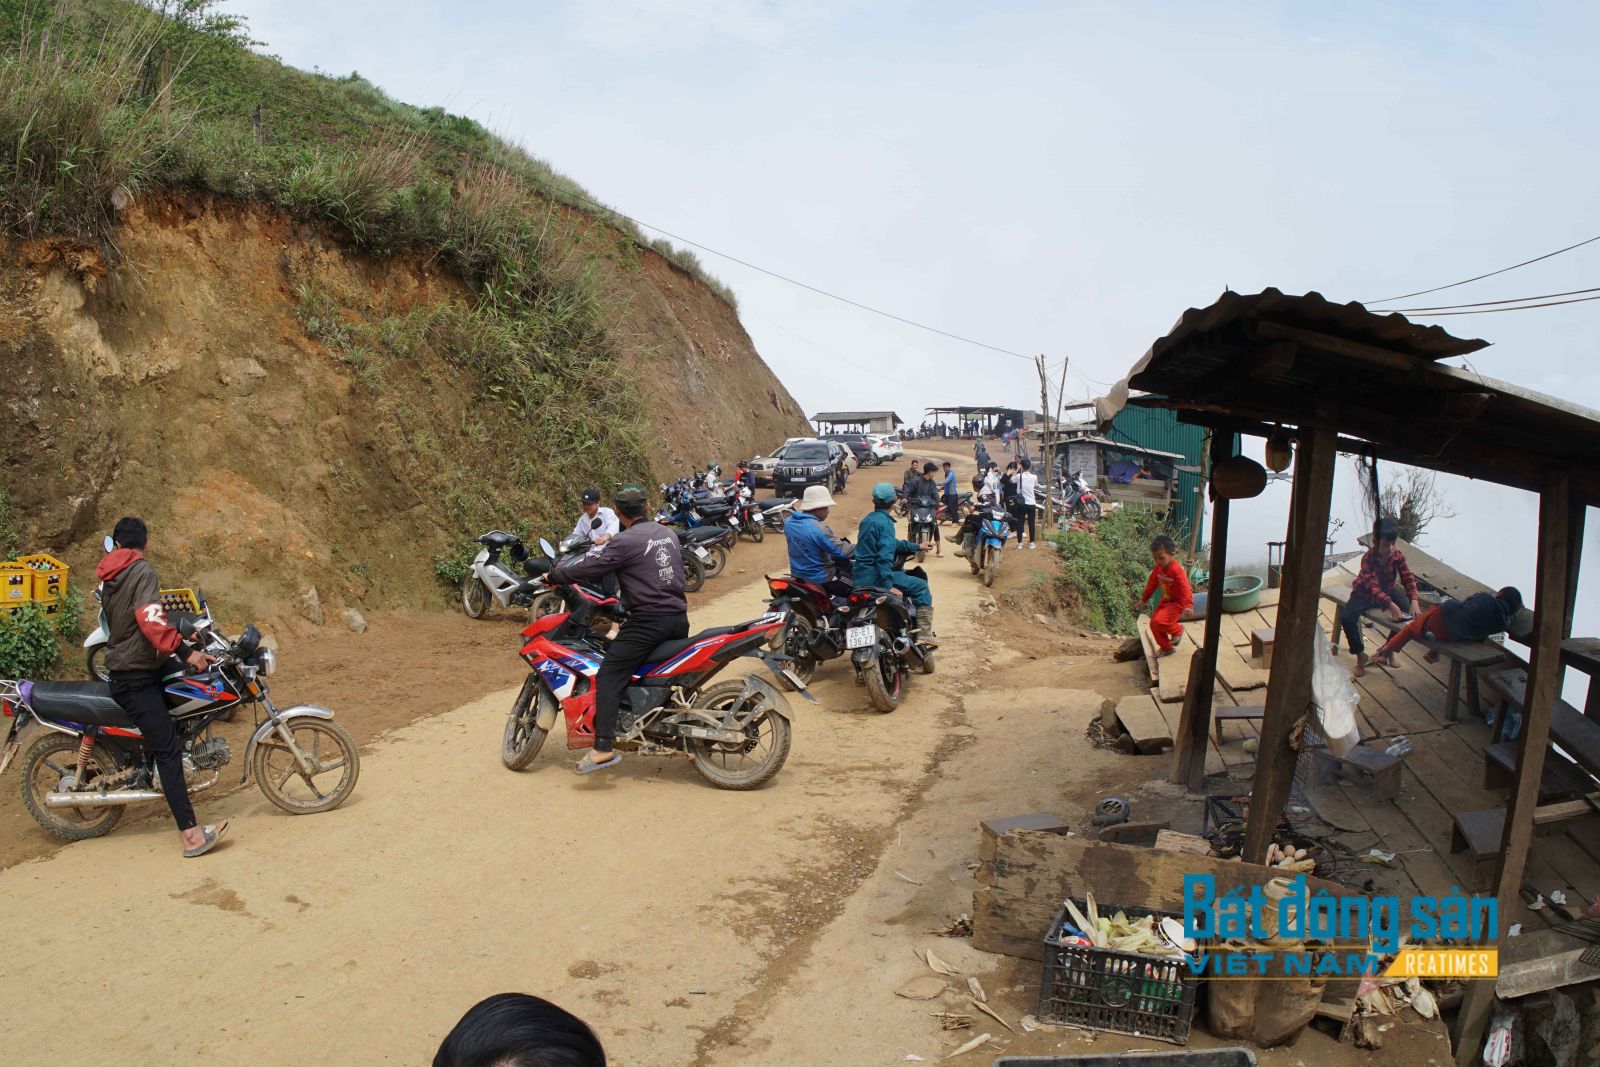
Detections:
46,774,219,808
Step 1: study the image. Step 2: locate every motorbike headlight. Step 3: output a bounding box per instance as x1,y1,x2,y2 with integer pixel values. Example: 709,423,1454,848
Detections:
256,648,277,676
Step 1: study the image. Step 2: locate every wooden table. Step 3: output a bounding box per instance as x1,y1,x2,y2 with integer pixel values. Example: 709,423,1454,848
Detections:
1561,637,1600,719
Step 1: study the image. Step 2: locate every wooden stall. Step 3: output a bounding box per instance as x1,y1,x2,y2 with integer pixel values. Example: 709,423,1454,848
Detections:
1094,288,1600,1063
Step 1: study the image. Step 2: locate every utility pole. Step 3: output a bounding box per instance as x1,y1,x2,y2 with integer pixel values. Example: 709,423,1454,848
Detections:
1036,354,1055,530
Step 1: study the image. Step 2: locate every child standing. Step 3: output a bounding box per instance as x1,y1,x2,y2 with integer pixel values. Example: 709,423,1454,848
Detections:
1138,535,1193,656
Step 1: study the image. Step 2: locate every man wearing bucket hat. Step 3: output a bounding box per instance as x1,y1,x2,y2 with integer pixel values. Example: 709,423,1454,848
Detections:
784,484,852,584
549,484,688,775
857,483,937,640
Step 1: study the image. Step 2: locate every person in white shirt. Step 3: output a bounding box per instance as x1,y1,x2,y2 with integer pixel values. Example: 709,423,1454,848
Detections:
571,488,620,557
982,463,1002,499
1014,459,1040,549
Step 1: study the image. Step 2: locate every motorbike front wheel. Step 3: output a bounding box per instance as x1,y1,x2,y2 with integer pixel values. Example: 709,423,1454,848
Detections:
529,590,562,621
862,649,903,712
461,575,491,619
983,545,1002,588
1083,498,1103,521
85,643,110,683
253,719,360,815
503,676,552,770
683,552,705,594
701,545,729,579
688,680,793,790
20,734,123,840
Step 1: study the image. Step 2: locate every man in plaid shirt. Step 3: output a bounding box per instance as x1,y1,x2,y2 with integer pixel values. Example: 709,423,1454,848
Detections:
1340,517,1422,676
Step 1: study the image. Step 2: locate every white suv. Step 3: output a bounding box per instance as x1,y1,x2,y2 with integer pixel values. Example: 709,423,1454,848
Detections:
870,434,903,461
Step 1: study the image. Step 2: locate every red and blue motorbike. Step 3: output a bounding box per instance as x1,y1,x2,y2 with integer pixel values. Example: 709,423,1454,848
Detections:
500,548,810,789
0,618,358,841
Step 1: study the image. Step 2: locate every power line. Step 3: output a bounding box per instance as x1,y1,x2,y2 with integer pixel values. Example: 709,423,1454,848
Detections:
1365,232,1600,304
1372,284,1600,313
1393,292,1600,316
743,309,971,405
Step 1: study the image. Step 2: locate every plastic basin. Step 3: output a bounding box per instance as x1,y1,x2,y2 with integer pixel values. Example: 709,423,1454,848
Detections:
1219,574,1264,613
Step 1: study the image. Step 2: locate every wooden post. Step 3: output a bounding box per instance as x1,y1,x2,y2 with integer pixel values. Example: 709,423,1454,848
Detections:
1187,430,1213,564
1172,432,1233,791
1563,498,1585,640
1242,427,1336,864
1454,469,1573,1064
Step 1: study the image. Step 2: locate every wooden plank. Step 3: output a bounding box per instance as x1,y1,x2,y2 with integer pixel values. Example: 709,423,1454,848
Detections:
1156,647,1188,702
1173,479,1229,792
1246,426,1337,864
1136,613,1160,683
1217,654,1269,691
1113,694,1172,754
1154,829,1210,856
1460,470,1573,1064
972,830,1354,961
1497,930,1600,999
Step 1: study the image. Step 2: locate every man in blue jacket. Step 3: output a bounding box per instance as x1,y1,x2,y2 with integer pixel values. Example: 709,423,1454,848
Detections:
857,483,937,639
785,485,851,583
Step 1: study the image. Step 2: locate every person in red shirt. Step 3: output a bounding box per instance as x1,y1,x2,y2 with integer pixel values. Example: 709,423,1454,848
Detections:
1138,535,1192,655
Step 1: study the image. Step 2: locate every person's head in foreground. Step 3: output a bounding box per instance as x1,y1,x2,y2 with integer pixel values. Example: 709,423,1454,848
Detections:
1150,535,1177,568
434,993,604,1067
1496,586,1524,615
1373,516,1399,557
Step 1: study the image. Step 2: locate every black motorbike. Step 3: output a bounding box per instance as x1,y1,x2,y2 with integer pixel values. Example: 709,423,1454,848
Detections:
842,547,935,712
0,617,359,841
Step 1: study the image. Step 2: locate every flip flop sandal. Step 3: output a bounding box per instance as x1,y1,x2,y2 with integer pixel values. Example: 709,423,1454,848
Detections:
183,821,230,858
575,752,621,776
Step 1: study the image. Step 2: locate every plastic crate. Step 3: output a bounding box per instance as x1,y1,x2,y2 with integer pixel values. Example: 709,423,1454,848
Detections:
0,563,31,605
17,552,68,609
993,1051,1257,1066
159,588,202,615
1037,899,1199,1045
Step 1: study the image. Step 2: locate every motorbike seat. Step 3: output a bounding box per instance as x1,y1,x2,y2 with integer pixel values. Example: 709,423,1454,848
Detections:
644,623,749,665
680,527,728,544
26,681,136,727
478,531,521,548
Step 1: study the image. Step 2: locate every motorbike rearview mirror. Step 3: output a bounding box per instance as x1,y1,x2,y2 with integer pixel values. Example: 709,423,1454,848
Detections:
590,517,603,530
103,534,115,554
540,538,557,560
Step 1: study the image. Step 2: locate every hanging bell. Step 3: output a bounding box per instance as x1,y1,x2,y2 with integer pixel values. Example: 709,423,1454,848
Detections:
1211,455,1269,499
1264,428,1294,473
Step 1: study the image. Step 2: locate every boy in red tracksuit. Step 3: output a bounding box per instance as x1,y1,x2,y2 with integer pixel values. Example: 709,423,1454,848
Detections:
1138,535,1192,655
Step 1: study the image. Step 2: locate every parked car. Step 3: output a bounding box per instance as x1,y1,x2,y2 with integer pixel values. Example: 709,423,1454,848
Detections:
773,439,838,497
821,432,876,466
867,434,900,462
750,437,807,486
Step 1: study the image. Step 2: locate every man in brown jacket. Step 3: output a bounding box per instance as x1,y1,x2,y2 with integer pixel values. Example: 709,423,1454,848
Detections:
98,516,230,857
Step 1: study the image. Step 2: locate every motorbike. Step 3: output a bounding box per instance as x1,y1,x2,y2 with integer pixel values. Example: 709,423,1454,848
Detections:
0,616,358,840
462,530,548,620
907,500,940,554
751,493,794,532
1063,469,1103,522
937,491,974,525
764,538,855,685
841,547,935,712
970,504,1012,587
730,484,767,543
501,546,811,789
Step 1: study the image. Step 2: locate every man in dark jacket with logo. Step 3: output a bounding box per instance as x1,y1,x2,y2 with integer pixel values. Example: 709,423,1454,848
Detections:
549,485,689,775
98,516,228,857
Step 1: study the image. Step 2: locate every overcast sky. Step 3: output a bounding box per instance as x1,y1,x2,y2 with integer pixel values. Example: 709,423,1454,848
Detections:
230,0,1600,678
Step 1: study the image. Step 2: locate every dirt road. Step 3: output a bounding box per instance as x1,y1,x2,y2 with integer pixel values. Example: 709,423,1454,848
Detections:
0,447,1410,1064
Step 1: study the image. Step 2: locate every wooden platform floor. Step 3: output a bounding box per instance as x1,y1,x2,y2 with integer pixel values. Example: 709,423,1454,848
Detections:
1182,593,1596,933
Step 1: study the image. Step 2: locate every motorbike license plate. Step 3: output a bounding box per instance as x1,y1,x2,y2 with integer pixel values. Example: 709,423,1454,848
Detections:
845,624,878,650
752,512,764,524
695,547,711,562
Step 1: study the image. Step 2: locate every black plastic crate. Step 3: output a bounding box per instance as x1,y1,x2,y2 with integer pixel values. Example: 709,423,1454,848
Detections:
1036,898,1199,1044
993,1051,1257,1066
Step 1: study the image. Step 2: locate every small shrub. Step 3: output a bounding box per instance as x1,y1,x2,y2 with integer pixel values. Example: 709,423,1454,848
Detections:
433,544,476,588
1045,507,1182,635
0,603,62,679
0,488,19,558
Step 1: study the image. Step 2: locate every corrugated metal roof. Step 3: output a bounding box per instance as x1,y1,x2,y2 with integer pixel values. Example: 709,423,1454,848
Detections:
1094,289,1600,495
1053,432,1184,461
812,411,902,423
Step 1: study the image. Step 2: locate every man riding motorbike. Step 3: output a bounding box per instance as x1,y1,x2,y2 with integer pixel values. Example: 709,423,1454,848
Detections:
949,473,998,558
570,488,620,555
857,483,937,641
784,484,852,586
99,516,229,858
909,461,944,557
548,485,689,775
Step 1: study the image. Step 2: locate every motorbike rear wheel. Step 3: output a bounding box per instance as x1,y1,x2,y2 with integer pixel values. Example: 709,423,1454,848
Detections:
20,734,124,840
744,521,765,544
687,680,792,790
461,575,491,619
503,676,552,770
862,649,903,712
253,719,360,815
702,544,729,579
529,590,562,622
1083,498,1103,521
683,553,705,593
780,616,819,685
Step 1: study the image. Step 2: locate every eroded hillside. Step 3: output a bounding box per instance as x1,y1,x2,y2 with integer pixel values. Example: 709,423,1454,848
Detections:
0,192,806,630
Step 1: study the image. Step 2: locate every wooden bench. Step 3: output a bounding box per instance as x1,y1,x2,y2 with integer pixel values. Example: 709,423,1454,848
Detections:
1250,628,1275,667
1485,669,1600,783
1451,797,1600,890
1483,741,1594,801
1213,704,1265,745
1321,584,1506,722
1310,743,1406,801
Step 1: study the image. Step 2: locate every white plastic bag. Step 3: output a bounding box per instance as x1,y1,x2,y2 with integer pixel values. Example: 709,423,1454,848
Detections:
1311,637,1361,756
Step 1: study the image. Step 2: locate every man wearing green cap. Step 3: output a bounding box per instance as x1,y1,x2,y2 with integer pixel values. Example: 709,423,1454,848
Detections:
549,483,689,774
856,482,937,640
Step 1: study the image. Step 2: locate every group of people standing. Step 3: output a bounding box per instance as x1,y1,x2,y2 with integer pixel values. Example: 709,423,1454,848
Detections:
898,454,1042,559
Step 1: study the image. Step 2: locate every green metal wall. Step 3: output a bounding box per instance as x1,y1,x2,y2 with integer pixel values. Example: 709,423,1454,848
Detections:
1107,406,1225,547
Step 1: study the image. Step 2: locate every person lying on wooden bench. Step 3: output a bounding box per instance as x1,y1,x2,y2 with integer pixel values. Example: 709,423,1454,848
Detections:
1370,586,1523,670
1343,517,1421,677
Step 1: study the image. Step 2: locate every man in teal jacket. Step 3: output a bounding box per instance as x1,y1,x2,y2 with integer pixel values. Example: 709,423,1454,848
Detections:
856,482,937,639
